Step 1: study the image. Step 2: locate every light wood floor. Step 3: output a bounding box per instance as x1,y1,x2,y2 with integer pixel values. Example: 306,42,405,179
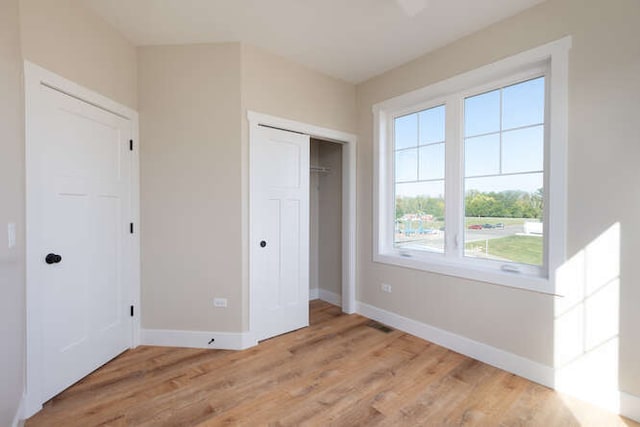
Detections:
27,300,637,426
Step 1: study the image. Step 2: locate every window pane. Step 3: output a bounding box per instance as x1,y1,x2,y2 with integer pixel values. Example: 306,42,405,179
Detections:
395,148,417,182
502,77,545,130
395,113,418,150
465,134,500,177
464,173,543,266
395,181,445,253
502,125,544,174
419,105,445,144
464,89,500,137
419,143,445,180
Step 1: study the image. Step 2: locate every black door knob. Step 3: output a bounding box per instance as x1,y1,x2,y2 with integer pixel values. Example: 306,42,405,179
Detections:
45,253,62,264
260,241,267,248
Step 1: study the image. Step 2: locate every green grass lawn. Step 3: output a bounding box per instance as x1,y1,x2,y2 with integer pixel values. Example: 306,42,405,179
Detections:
465,235,543,266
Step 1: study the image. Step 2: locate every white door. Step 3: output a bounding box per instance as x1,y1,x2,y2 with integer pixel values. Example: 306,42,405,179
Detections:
30,84,133,402
250,125,310,341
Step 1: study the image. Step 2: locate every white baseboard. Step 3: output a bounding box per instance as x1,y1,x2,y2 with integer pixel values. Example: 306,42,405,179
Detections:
620,391,640,423
12,394,26,427
355,301,554,388
141,329,257,350
318,289,341,307
309,288,341,307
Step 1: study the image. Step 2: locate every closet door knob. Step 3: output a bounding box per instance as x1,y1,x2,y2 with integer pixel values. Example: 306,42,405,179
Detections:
45,253,62,264
260,241,267,248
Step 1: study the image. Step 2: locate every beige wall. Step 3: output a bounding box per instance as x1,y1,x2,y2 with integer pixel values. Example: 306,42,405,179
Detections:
138,44,244,332
20,0,137,108
241,44,356,135
0,0,24,424
356,0,640,396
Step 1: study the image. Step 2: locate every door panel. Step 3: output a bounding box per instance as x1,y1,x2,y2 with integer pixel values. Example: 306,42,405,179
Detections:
93,195,121,332
281,199,301,305
35,85,132,401
265,140,301,187
251,126,310,341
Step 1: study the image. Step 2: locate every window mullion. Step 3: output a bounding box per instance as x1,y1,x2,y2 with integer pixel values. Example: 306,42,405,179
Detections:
499,89,503,174
444,95,462,259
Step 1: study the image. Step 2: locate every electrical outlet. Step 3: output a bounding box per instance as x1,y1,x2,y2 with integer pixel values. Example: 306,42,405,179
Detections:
213,298,228,308
381,283,392,293
7,223,16,249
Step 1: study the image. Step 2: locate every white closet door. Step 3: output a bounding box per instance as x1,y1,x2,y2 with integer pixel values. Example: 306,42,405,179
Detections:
251,126,310,341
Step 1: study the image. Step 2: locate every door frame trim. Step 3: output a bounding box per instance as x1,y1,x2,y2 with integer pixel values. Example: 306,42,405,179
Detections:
247,111,357,341
23,62,140,417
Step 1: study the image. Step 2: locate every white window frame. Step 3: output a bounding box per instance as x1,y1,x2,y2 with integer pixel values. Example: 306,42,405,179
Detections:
373,37,571,295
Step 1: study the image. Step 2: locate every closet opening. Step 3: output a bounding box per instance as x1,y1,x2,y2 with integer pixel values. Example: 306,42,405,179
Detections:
309,138,343,307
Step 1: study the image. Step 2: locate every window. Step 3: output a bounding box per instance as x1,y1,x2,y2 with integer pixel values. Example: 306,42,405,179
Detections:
463,77,545,267
374,38,570,293
394,105,446,253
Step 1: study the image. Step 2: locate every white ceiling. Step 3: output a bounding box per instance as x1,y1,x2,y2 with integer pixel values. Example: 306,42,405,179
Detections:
82,0,545,83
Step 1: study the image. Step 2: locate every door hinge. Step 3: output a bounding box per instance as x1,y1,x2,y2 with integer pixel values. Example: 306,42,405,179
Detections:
130,305,134,317
130,223,134,234
129,139,133,151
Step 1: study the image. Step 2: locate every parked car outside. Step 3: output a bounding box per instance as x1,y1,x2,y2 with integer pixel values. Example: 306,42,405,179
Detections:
468,224,482,230
495,223,505,229
482,223,495,229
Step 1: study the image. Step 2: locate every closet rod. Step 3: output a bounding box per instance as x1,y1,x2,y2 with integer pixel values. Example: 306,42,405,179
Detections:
310,165,331,174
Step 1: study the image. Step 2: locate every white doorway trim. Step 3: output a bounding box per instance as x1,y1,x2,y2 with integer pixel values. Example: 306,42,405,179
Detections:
247,111,357,332
23,62,140,417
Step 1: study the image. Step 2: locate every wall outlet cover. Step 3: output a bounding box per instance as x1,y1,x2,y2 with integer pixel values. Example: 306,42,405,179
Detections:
7,223,16,249
213,298,228,308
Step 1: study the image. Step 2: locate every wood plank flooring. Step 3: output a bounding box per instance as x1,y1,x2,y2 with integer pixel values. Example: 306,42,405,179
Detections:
26,300,638,426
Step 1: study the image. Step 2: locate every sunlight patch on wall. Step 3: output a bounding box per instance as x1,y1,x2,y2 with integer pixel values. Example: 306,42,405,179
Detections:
554,222,621,412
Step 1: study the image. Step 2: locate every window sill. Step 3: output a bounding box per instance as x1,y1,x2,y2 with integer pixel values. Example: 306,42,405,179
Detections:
373,252,556,295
